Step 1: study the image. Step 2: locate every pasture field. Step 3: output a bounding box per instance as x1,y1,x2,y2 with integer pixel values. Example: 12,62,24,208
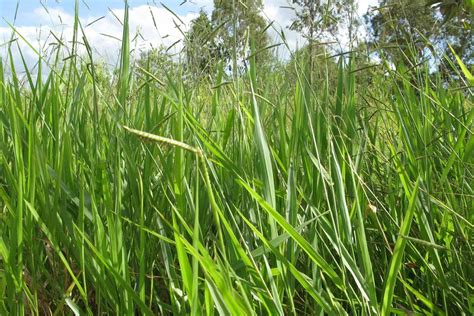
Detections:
0,1,473,315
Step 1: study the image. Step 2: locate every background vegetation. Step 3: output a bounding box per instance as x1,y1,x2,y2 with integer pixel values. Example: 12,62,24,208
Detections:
0,0,473,314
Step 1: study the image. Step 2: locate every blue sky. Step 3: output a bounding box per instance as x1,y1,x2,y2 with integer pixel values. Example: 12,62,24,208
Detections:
0,0,378,71
0,1,208,26
1,1,377,28
0,0,215,67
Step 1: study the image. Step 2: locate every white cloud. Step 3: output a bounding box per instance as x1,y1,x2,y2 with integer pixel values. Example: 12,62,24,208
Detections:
0,4,198,75
356,0,379,42
81,5,198,64
0,0,380,76
262,0,381,54
184,0,214,12
262,0,306,56
358,0,379,15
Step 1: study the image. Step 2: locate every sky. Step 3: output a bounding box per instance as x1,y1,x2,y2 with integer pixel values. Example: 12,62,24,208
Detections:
0,0,379,71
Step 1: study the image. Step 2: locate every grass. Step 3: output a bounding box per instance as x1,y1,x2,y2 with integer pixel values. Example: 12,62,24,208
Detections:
0,1,473,315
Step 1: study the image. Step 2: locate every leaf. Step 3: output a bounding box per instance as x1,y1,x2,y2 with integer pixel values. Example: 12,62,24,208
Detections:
381,178,421,315
449,44,474,84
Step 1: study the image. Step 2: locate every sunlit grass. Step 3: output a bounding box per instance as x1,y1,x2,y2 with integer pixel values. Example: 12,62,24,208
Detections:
0,1,473,315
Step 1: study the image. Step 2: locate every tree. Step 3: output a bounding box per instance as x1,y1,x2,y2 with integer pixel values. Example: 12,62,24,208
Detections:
285,43,339,87
427,0,474,22
366,0,473,73
288,0,357,82
185,10,219,78
211,0,270,73
136,46,176,83
289,0,345,43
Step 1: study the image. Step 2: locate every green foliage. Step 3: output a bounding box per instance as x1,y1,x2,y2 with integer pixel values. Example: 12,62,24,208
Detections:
0,1,473,315
185,10,219,78
428,0,474,21
212,0,271,67
289,0,351,42
367,0,473,72
136,46,176,82
284,43,339,92
287,0,357,83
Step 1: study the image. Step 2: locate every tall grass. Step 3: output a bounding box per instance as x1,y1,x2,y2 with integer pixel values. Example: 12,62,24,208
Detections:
0,1,473,315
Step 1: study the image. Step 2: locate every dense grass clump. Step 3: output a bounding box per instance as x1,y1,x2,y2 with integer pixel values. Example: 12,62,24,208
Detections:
0,2,473,315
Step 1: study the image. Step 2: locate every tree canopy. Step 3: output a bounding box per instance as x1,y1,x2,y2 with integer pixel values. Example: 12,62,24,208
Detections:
185,10,218,77
211,0,270,67
366,0,473,72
